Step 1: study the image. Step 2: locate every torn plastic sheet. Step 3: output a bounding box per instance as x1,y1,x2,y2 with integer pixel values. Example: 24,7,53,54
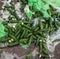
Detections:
46,28,60,59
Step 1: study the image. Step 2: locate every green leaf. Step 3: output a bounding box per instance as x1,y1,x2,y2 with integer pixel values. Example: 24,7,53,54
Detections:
51,0,60,8
28,0,37,6
0,20,7,38
26,11,32,18
44,0,60,8
28,0,44,11
28,0,50,18
20,43,29,49
19,39,29,49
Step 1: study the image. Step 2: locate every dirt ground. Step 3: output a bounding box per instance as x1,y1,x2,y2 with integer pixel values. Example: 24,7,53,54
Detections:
0,44,39,59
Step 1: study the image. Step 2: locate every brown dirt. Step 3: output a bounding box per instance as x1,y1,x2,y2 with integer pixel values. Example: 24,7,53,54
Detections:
2,44,36,57
54,43,60,59
0,1,3,10
1,44,39,59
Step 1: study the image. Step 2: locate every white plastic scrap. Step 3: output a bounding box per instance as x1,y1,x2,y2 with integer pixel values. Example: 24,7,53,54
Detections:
2,10,10,20
15,2,21,10
24,5,30,13
32,18,39,26
2,0,11,9
46,28,60,58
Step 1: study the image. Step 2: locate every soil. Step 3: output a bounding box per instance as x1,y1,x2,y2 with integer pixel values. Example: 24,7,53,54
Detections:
0,1,3,10
1,44,39,59
54,43,60,59
2,45,35,57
